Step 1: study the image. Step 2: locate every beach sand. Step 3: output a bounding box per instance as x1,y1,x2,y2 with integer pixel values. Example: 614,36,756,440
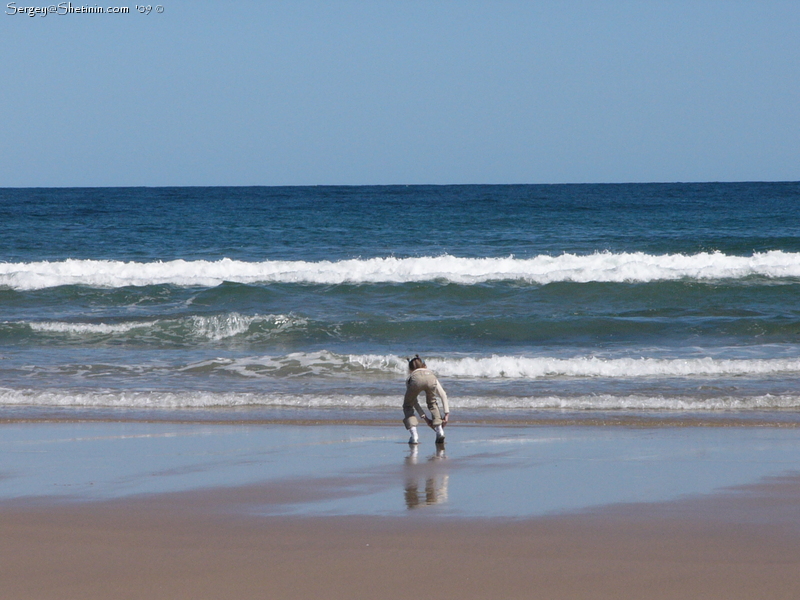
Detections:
2,420,800,599
3,477,800,600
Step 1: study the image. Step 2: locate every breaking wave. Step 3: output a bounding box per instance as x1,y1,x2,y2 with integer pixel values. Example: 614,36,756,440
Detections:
2,388,800,411
231,352,800,380
424,355,800,379
11,352,799,380
28,321,145,335
301,353,800,380
3,251,800,290
6,313,306,342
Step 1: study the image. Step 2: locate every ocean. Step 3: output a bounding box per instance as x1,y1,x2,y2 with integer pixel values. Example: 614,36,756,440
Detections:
2,182,800,421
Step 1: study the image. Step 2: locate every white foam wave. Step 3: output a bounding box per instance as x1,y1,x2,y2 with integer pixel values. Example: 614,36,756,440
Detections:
27,322,144,334
425,355,800,378
336,353,800,379
188,351,408,378
186,313,305,341
173,352,800,379
6,350,799,380
188,314,254,340
2,388,800,411
3,251,800,290
455,394,800,411
14,313,304,340
0,389,395,409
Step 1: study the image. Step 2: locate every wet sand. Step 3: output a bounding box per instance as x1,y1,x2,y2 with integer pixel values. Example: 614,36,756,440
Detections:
2,420,800,598
5,420,800,514
3,474,800,600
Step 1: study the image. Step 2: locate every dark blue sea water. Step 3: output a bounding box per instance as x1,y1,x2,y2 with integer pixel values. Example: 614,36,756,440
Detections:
2,183,800,417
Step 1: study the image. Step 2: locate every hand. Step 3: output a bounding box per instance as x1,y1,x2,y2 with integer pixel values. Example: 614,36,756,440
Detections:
442,413,449,427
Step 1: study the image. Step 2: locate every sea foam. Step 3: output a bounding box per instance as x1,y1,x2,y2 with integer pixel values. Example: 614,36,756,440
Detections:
348,353,800,379
1,388,799,411
11,313,305,341
28,321,145,334
2,251,800,290
424,355,800,378
4,350,798,379
141,352,800,380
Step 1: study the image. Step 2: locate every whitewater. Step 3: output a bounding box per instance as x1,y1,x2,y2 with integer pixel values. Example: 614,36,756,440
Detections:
3,250,800,290
3,387,800,412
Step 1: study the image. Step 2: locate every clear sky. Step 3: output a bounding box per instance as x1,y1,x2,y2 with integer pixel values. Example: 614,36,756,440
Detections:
1,1,798,186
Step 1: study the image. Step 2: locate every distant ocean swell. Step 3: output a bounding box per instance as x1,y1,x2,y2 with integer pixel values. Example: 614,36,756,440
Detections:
3,251,800,290
2,388,800,411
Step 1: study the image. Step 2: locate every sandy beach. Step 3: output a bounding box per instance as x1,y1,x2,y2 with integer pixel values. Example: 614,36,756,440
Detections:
2,420,800,599
2,488,800,600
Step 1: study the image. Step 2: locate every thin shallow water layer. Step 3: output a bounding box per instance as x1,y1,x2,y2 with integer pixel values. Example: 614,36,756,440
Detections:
2,421,800,518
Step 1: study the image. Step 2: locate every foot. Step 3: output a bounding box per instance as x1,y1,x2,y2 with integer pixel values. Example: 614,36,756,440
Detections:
408,426,419,445
434,425,445,444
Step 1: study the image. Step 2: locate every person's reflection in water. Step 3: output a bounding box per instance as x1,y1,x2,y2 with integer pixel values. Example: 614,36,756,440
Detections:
404,445,449,509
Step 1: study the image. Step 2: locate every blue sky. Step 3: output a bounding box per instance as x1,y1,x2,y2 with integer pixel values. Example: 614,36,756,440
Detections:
2,1,798,186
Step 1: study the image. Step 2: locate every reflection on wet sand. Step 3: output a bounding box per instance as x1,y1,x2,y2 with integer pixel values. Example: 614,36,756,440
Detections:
404,445,449,509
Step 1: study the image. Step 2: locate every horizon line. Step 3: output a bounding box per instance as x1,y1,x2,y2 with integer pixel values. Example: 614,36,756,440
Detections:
1,180,798,190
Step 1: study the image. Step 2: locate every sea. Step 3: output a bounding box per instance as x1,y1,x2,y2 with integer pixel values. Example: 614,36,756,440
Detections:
2,182,800,424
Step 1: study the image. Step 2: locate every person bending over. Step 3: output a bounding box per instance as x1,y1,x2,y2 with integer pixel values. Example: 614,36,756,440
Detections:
403,354,449,445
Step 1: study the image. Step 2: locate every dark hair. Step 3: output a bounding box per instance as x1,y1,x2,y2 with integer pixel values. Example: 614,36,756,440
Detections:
408,354,426,371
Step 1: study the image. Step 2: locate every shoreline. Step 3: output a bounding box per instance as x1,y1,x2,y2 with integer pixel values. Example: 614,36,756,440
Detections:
4,406,800,428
